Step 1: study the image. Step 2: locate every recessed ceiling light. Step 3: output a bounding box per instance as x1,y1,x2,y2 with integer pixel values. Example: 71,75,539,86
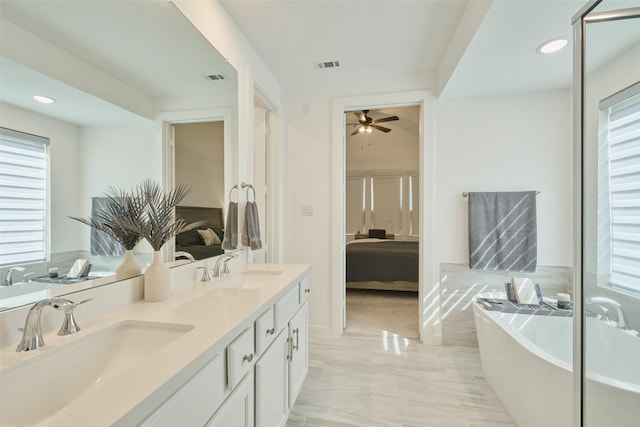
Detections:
33,95,56,104
537,38,568,54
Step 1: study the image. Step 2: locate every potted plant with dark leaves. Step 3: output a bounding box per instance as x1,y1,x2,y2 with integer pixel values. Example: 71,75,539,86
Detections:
132,180,205,301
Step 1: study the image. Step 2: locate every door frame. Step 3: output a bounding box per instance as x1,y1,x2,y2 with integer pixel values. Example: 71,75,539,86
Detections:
330,90,438,343
159,108,233,259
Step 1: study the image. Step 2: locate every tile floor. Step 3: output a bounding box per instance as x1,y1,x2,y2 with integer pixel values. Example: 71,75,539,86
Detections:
286,289,516,427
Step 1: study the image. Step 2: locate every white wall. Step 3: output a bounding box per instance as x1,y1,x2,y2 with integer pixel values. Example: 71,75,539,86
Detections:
0,102,82,253
435,90,573,266
281,76,435,333
77,123,159,251
174,121,225,208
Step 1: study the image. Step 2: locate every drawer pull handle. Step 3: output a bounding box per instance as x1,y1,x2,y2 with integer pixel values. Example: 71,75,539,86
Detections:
293,328,299,351
304,289,310,293
243,353,254,363
266,327,275,335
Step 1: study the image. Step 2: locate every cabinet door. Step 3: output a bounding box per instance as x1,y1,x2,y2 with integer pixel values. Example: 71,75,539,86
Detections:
206,372,254,427
255,330,288,427
140,354,225,427
288,303,308,409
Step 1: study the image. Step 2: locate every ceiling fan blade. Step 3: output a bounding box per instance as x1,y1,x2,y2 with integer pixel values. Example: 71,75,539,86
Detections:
371,125,391,133
353,111,366,123
351,126,363,136
373,115,399,123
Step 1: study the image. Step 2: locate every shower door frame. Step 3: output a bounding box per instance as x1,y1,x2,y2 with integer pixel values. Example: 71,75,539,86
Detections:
572,2,640,425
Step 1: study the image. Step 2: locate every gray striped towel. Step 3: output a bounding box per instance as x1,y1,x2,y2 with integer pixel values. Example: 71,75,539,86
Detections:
90,197,125,257
468,191,537,272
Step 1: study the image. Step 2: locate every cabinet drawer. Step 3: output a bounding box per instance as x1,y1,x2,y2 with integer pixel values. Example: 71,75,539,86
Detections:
299,276,310,303
255,307,276,356
227,326,255,390
274,285,300,332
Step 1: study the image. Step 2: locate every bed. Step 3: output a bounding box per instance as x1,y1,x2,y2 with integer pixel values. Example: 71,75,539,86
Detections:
346,238,419,292
175,206,225,260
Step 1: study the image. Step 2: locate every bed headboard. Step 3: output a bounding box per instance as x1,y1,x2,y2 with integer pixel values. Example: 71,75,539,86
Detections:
176,206,224,230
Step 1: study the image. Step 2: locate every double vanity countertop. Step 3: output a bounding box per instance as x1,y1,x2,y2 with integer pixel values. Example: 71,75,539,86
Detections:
0,263,311,427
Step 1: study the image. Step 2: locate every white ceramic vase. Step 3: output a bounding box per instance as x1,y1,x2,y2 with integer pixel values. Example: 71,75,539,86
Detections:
115,249,142,281
144,251,171,302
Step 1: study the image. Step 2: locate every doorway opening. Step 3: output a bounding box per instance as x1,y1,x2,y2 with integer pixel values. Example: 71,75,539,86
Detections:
330,90,435,343
343,105,421,339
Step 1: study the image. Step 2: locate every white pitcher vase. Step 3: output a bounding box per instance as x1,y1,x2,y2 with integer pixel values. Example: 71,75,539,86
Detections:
115,249,142,280
144,251,171,302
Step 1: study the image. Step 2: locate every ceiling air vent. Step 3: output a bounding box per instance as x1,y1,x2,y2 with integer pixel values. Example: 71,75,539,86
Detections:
205,74,225,81
316,60,340,70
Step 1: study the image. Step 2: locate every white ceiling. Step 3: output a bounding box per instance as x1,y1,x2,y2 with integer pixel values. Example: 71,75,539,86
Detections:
221,0,469,86
220,0,640,98
1,0,638,127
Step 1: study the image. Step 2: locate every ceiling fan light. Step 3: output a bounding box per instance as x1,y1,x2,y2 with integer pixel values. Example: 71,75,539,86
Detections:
358,127,365,133
365,127,373,134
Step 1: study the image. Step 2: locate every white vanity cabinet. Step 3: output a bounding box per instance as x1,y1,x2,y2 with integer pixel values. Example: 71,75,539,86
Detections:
255,277,309,427
134,270,309,427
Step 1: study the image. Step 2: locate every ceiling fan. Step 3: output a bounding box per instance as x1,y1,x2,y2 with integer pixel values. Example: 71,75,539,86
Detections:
349,110,399,136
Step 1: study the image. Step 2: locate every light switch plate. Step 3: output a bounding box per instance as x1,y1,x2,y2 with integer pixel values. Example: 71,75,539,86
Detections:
302,205,314,216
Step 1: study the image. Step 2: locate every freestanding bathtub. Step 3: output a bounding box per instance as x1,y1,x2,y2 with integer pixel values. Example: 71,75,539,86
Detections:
472,294,640,427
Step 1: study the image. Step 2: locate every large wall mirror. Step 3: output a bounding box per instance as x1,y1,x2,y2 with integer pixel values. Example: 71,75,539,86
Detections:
0,1,238,310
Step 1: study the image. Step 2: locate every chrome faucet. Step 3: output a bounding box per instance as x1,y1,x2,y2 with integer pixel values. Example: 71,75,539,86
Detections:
196,266,211,282
3,266,25,286
586,296,627,329
16,297,92,352
213,253,238,278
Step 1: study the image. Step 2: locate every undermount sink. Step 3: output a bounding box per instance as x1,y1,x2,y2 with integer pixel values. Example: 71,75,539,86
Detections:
0,320,193,426
214,270,283,289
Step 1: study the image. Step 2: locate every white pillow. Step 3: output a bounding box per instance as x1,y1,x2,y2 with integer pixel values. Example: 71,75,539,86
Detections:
197,228,221,246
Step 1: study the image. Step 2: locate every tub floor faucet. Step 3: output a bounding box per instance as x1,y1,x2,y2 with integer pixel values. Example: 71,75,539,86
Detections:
586,296,627,329
3,266,25,286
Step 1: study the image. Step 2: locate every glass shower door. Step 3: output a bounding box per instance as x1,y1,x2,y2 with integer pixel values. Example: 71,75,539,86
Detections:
577,1,640,425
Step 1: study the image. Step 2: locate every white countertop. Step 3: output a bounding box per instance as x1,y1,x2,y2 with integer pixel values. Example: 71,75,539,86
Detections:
0,263,311,427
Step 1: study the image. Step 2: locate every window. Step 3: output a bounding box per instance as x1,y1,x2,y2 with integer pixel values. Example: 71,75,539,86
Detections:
345,172,418,237
0,128,50,266
600,85,640,294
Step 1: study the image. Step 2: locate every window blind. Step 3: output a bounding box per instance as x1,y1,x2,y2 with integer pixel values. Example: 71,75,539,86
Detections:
0,128,49,266
608,91,640,293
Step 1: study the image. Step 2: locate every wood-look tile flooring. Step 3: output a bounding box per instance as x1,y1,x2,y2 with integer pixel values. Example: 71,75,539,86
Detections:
286,289,516,427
